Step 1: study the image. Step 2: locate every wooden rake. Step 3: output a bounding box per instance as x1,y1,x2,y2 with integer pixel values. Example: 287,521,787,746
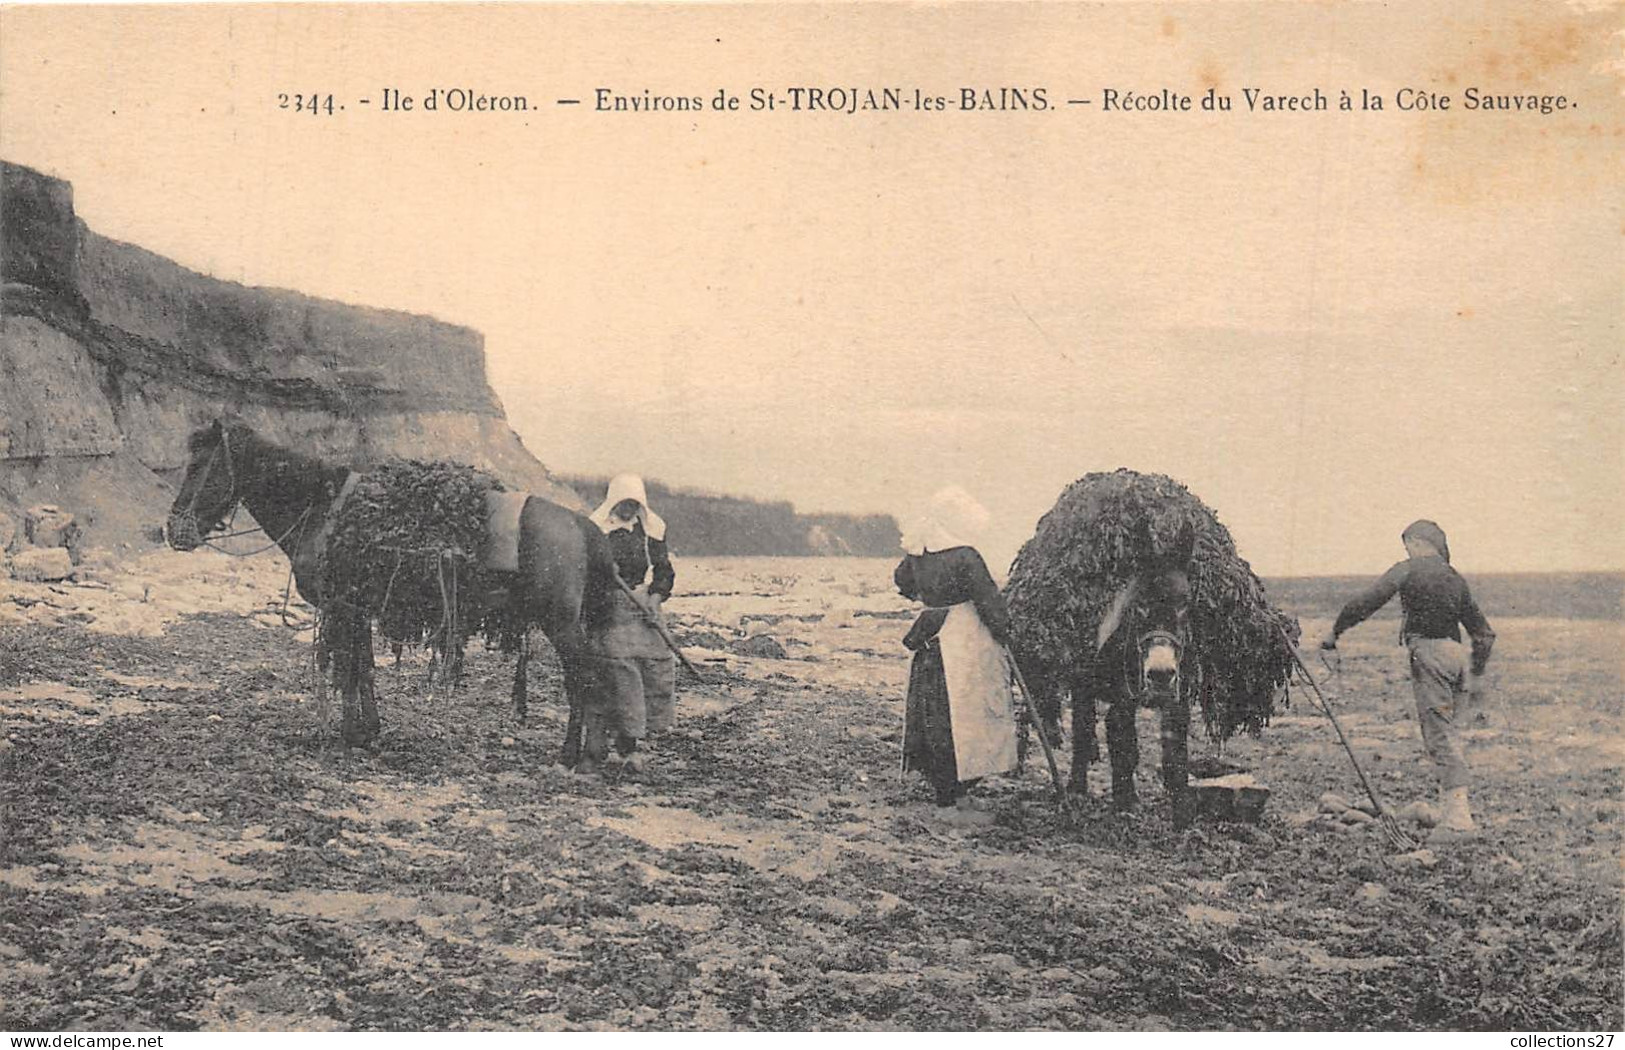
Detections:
1004,647,1076,821
560,577,709,770
1275,625,1419,852
613,574,708,684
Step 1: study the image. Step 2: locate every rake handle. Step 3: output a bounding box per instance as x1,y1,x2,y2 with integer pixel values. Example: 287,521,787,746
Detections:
612,573,708,683
1004,647,1076,818
1275,625,1394,821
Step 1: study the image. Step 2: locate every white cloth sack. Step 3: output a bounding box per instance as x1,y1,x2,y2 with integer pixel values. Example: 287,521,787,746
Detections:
482,490,531,572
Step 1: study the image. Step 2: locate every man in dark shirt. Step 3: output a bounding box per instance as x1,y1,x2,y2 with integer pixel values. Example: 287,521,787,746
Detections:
1321,520,1495,838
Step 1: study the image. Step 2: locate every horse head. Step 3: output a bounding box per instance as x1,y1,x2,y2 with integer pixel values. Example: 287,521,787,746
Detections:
1097,520,1196,704
166,420,247,551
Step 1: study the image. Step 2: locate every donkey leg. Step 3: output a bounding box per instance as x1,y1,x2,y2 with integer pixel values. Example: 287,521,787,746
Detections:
1014,669,1045,771
1068,674,1097,794
512,632,530,723
1105,701,1140,810
1033,671,1063,750
1161,700,1194,829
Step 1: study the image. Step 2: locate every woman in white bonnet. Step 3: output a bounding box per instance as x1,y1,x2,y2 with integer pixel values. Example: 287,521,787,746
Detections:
894,486,1020,811
576,474,677,775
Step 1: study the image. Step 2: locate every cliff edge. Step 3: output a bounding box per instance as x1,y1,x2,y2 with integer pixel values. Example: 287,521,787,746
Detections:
1,160,582,551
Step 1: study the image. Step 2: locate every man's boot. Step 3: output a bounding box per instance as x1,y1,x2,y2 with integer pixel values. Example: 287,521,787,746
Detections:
1430,786,1478,842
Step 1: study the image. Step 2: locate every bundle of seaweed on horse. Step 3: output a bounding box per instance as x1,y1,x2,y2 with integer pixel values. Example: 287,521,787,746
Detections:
164,419,617,751
1004,469,1300,827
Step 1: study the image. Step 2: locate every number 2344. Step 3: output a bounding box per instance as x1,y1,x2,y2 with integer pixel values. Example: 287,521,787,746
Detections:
278,93,337,115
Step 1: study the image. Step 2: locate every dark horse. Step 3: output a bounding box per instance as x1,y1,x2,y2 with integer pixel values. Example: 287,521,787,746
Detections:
165,420,615,752
1037,524,1199,827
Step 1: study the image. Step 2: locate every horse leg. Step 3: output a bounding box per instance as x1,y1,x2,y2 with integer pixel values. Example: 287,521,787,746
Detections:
314,621,333,743
513,498,615,770
335,615,367,750
1105,700,1140,810
342,679,367,750
530,598,588,769
560,695,583,768
448,638,466,688
1068,671,1097,794
512,631,530,723
358,664,379,744
554,642,600,772
359,620,381,743
433,637,464,690
1161,699,1194,829
554,629,588,769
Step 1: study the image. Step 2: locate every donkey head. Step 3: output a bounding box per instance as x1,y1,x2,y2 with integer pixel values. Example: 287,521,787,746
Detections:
1098,520,1197,702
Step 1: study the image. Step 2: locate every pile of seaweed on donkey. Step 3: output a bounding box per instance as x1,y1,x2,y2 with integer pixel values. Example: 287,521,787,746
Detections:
1005,469,1300,824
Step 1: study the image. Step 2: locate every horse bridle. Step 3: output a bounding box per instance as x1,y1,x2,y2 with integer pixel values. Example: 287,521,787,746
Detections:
171,430,326,560
1123,622,1189,705
173,428,240,543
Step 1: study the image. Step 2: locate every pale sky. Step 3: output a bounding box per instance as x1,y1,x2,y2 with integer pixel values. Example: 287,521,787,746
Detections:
2,2,1620,575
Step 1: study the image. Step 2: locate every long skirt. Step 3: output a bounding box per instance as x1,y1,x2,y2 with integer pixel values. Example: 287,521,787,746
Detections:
903,603,1018,804
579,587,676,761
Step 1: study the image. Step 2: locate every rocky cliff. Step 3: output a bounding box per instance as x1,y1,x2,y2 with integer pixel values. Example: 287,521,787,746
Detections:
1,160,581,552
559,476,902,557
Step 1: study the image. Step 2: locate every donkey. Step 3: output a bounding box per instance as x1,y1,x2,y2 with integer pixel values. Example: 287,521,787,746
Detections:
1038,523,1200,827
165,420,614,753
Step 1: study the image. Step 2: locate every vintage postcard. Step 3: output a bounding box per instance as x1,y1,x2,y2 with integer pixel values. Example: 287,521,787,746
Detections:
1,0,1620,1034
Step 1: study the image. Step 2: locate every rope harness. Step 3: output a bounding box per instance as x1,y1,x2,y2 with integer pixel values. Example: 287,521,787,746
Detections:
167,430,235,550
1119,614,1192,708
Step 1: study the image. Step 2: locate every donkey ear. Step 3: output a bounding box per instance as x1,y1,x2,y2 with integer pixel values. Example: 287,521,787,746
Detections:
1136,517,1159,562
1172,521,1198,566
